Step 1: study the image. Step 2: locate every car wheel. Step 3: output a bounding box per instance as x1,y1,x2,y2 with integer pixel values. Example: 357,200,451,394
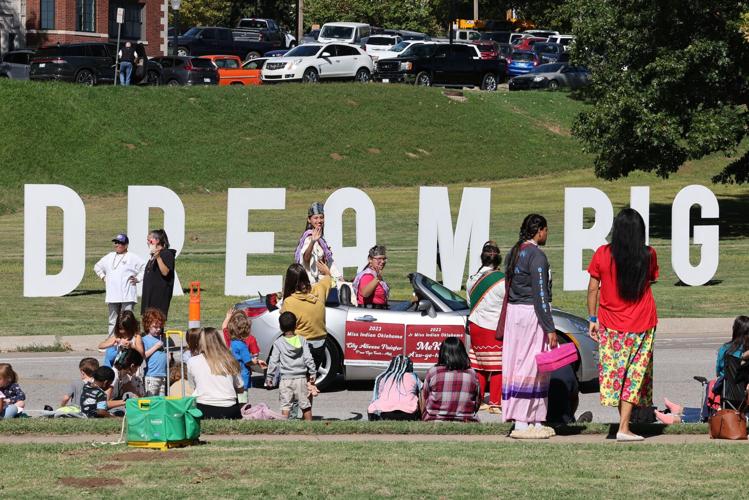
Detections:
302,67,319,84
314,336,342,391
146,70,160,86
245,51,261,61
75,69,96,86
548,79,560,91
354,67,371,83
415,71,431,87
481,73,498,91
167,78,180,87
177,47,190,57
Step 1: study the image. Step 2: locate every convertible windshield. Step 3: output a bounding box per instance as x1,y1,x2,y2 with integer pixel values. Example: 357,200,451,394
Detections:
285,45,321,57
420,275,468,311
319,26,354,39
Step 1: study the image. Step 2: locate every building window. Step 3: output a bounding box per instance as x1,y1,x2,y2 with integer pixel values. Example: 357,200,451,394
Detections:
40,0,55,30
109,2,144,40
76,0,96,32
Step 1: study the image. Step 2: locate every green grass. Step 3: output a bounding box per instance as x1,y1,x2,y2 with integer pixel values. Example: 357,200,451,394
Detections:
0,80,590,214
0,418,708,435
0,440,742,497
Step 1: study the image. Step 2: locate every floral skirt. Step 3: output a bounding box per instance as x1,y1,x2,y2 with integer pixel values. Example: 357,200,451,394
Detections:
598,326,655,407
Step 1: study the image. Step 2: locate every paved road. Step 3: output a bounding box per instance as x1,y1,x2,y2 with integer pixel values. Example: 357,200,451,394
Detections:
1,330,722,423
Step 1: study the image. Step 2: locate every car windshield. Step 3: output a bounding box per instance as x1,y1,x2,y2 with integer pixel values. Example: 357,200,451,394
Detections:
532,63,563,73
182,27,201,38
419,275,468,311
367,37,396,46
319,26,354,39
511,52,536,62
285,45,321,57
390,41,410,52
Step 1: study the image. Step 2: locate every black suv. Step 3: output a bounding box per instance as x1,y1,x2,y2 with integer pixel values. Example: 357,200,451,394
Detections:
375,43,506,90
29,42,160,85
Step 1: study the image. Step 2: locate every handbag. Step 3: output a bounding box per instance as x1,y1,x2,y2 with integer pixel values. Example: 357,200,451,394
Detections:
535,343,578,373
709,408,747,440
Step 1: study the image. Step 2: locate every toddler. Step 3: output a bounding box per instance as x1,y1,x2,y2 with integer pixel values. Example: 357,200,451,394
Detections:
226,309,267,403
0,363,25,419
142,308,169,396
265,312,317,420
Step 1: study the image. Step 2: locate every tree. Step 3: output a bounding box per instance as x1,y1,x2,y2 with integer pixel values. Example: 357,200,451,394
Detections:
570,0,749,183
175,0,232,29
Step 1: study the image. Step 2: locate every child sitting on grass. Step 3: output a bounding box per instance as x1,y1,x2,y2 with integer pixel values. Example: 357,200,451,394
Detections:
142,308,169,396
81,366,116,418
108,350,145,414
225,309,267,403
61,357,99,408
169,362,194,397
265,312,318,421
0,363,26,419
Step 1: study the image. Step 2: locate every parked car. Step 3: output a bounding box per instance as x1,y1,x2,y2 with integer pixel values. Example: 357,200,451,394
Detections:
29,42,159,85
497,43,513,62
375,43,506,90
524,29,559,38
547,35,575,51
236,18,296,49
509,63,591,91
513,36,548,51
472,40,500,60
371,40,430,61
382,29,431,41
199,55,266,85
454,29,481,42
317,22,371,45
0,49,34,79
364,35,402,60
171,26,274,60
149,56,218,86
261,43,374,83
506,50,540,76
235,272,600,393
480,31,512,44
533,42,565,64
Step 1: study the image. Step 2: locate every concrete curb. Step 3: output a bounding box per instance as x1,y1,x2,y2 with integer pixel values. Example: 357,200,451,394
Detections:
0,317,737,353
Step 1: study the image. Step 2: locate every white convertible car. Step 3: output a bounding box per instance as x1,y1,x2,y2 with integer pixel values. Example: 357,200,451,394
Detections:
237,272,600,393
261,43,374,83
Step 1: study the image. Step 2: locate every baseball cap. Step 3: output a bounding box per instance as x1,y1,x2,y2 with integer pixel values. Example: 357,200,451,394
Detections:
112,233,129,244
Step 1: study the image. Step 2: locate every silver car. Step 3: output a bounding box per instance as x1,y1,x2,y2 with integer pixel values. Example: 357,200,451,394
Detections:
237,272,599,393
509,63,590,91
0,49,35,80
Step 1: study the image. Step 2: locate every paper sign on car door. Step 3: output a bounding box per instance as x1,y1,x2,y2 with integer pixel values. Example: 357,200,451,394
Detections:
344,321,404,364
405,324,465,365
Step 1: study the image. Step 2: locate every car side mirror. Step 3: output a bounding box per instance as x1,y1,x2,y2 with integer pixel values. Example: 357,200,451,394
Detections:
320,52,331,58
417,299,436,318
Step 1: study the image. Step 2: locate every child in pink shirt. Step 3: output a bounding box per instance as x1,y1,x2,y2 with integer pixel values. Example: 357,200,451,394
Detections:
367,355,421,421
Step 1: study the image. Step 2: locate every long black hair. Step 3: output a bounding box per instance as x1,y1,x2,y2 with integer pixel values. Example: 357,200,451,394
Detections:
373,355,414,398
610,208,650,302
474,240,501,274
437,337,470,371
149,229,170,249
726,316,749,354
283,263,311,299
505,214,547,281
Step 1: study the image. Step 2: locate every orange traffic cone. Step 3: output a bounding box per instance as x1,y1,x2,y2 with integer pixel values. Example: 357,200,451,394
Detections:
188,281,201,329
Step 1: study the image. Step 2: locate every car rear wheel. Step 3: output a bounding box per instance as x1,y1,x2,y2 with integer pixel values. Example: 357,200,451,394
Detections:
354,67,371,83
415,71,431,87
167,78,180,87
177,47,190,57
481,73,498,91
302,67,319,84
75,69,96,86
548,79,560,91
245,51,261,61
146,70,160,86
314,336,341,391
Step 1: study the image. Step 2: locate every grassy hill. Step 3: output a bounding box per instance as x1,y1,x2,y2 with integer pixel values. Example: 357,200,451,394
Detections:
0,80,589,213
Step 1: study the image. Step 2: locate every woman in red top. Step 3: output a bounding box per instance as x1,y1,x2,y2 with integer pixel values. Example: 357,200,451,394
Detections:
353,245,390,308
587,208,659,441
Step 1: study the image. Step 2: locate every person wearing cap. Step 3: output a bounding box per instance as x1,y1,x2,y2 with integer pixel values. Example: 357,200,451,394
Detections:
94,234,146,336
353,245,390,308
465,241,505,414
294,202,343,285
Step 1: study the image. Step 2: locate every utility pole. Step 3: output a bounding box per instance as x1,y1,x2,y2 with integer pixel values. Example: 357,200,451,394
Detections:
297,0,304,43
474,0,478,21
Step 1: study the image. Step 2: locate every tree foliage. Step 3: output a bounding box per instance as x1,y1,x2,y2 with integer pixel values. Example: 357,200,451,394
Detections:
570,0,749,182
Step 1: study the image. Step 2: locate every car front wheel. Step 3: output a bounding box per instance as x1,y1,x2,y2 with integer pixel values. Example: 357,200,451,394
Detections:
481,73,498,91
177,47,189,57
302,67,319,83
548,79,560,91
146,70,160,86
245,51,261,61
415,71,431,87
354,67,371,83
75,69,96,86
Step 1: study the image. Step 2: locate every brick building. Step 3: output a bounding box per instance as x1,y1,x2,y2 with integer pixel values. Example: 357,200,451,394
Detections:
23,0,168,56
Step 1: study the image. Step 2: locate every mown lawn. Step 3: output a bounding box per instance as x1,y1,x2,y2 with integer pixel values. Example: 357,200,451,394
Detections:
0,440,744,497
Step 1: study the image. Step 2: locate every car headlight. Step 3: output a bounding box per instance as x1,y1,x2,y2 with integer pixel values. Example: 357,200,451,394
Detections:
285,61,293,70
533,76,546,82
400,62,412,71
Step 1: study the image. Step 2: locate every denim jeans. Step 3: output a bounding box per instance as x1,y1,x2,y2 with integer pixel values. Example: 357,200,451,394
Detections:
120,61,133,86
1,404,19,418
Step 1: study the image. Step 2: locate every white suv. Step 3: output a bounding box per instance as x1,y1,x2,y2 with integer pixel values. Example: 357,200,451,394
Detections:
261,43,375,83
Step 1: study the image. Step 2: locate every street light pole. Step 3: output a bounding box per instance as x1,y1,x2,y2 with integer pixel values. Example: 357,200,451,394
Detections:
449,0,455,44
170,0,181,56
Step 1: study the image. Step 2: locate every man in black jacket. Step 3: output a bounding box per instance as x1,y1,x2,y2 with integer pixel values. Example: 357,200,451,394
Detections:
118,42,139,86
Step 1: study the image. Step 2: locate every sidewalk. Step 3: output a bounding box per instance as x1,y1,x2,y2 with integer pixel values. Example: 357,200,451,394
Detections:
0,317,736,353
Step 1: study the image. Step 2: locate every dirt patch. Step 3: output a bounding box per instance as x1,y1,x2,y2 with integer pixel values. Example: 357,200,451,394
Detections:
543,123,571,137
367,148,381,154
507,104,570,137
58,477,124,489
124,144,136,150
114,451,183,461
329,153,345,161
416,148,431,156
96,464,126,472
346,99,359,107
